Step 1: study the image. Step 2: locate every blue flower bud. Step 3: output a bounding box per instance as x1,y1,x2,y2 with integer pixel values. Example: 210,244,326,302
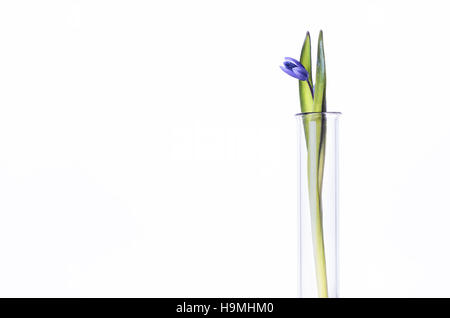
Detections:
280,57,309,81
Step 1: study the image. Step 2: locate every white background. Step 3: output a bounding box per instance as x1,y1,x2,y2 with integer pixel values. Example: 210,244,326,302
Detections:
0,0,448,297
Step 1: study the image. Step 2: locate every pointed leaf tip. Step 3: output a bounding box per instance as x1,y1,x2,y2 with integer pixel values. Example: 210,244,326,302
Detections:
299,30,313,113
313,30,326,112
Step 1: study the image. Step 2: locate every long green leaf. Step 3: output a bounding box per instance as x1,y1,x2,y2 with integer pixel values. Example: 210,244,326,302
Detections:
299,32,313,113
313,30,326,112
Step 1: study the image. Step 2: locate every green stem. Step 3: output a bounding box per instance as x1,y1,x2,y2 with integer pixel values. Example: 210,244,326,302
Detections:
304,115,328,297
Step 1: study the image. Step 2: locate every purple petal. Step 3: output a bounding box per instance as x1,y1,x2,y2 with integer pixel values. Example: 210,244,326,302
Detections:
292,67,309,81
280,65,297,78
280,65,309,81
283,61,297,70
284,57,301,67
